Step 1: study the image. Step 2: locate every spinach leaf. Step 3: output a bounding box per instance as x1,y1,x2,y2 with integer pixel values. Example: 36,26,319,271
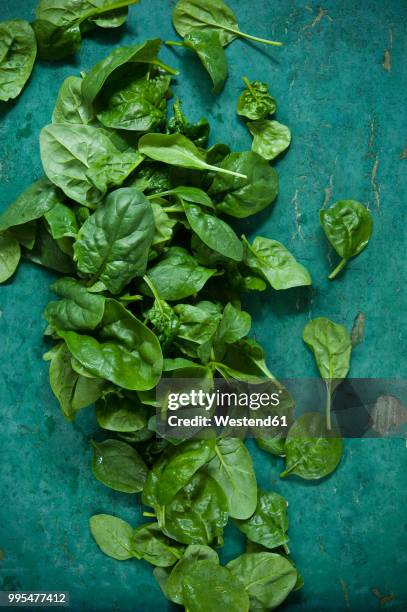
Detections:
227,552,298,609
24,221,75,273
303,317,351,429
183,202,243,261
237,78,276,120
52,76,94,125
162,472,228,546
46,277,104,330
172,0,282,48
165,544,219,604
45,203,78,240
91,438,148,493
243,236,312,290
139,133,247,179
0,178,60,233
142,247,216,301
44,343,106,420
168,30,227,94
235,490,289,550
152,186,214,208
182,559,250,612
248,120,291,161
58,299,163,391
205,438,257,519
96,394,149,433
40,124,143,206
167,99,210,148
320,200,373,279
280,412,343,480
214,338,274,383
0,20,36,102
89,514,137,560
96,73,172,131
0,232,20,283
174,302,221,359
34,0,139,61
209,151,278,218
132,523,183,567
82,39,174,106
74,188,155,293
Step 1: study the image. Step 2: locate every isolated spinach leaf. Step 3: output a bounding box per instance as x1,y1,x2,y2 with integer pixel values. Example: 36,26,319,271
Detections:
0,178,60,233
90,514,137,560
91,438,148,493
235,490,289,550
248,120,291,161
142,247,216,301
281,412,343,480
182,559,250,612
0,232,20,283
52,76,94,125
172,0,282,48
132,523,184,567
183,202,243,261
96,393,149,433
320,200,373,279
44,277,105,331
58,299,163,390
139,133,247,179
162,473,228,546
303,317,351,429
44,343,106,419
209,151,278,218
96,73,172,131
165,544,219,604
40,124,143,206
243,236,311,290
0,20,36,102
74,188,155,293
227,552,298,609
205,438,257,519
237,78,276,120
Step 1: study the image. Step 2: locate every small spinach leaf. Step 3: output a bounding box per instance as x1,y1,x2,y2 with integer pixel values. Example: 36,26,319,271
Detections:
0,20,36,102
0,232,20,283
89,514,137,560
248,119,291,160
91,438,148,493
132,523,183,567
0,178,60,233
235,490,289,550
237,78,276,120
44,277,105,331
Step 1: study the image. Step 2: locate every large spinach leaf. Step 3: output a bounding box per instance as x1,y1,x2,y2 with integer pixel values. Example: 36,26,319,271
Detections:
91,438,148,493
164,545,219,604
40,124,143,206
0,178,60,233
235,490,289,551
0,232,20,283
205,438,257,519
44,277,105,331
74,188,155,293
132,523,183,567
52,76,93,125
227,552,298,609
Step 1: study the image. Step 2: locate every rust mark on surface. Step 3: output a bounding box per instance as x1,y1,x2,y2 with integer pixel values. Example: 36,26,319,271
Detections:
400,148,407,159
0,549,4,561
351,312,365,347
340,579,350,608
291,189,304,241
371,156,381,209
382,50,391,72
310,7,333,27
371,588,395,607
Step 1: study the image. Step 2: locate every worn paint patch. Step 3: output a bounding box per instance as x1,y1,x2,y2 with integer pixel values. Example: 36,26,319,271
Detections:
351,312,366,347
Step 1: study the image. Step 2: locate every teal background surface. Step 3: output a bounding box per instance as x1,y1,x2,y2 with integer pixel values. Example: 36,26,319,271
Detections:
1,0,407,610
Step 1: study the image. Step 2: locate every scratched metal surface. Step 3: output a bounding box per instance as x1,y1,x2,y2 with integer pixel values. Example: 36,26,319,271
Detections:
0,0,406,610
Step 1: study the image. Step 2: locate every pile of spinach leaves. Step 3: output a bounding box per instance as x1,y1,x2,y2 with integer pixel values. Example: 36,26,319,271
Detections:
0,3,373,603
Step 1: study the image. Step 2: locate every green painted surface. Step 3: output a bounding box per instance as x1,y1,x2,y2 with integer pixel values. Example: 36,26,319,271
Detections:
0,0,406,610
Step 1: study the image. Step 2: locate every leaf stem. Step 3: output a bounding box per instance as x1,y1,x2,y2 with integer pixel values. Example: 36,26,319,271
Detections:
325,380,332,431
329,257,347,280
222,25,283,47
150,59,179,75
165,40,185,47
205,163,247,179
243,76,256,98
